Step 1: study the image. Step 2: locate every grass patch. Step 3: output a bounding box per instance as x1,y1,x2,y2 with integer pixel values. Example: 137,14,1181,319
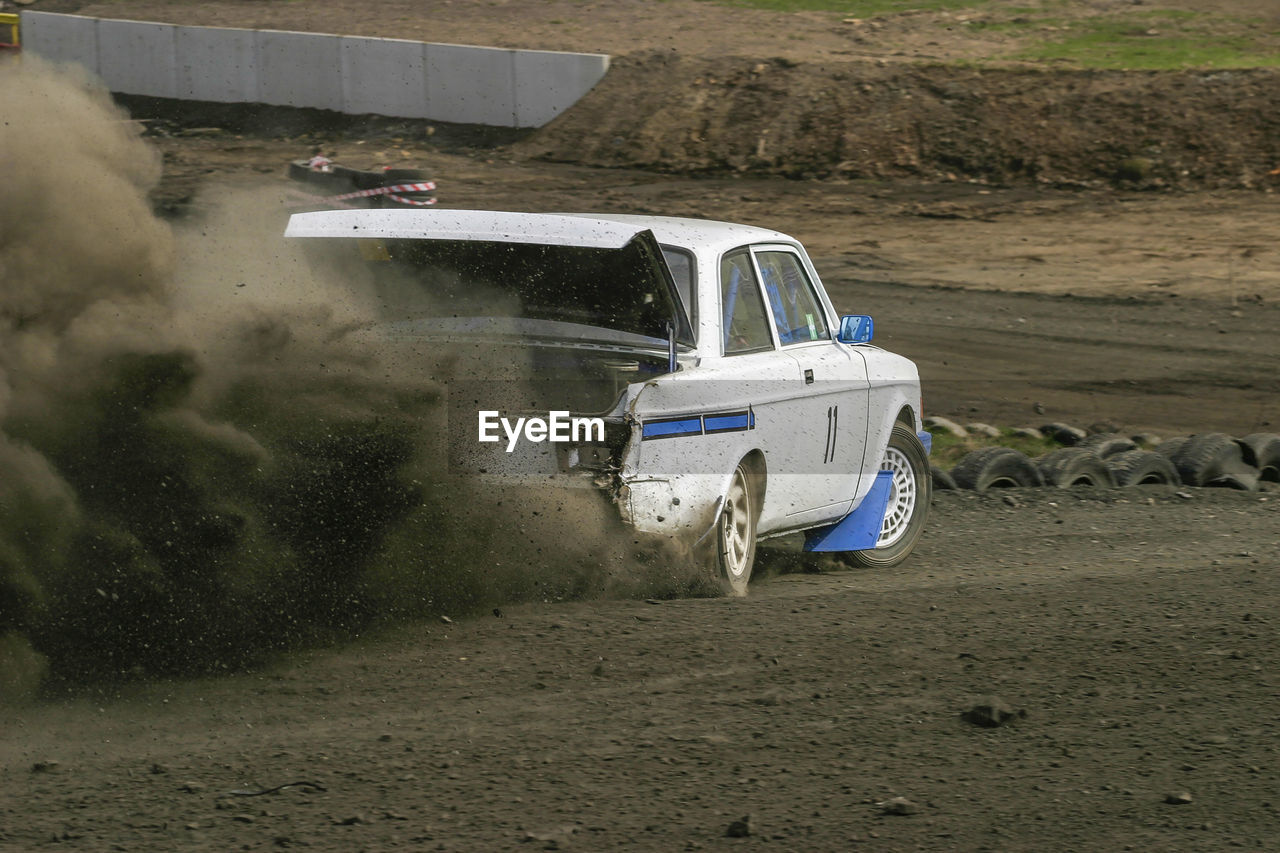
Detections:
709,0,983,14
1011,13,1280,70
705,0,1280,71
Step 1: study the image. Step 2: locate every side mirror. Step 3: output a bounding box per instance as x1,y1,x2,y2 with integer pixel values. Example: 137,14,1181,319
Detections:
837,314,874,344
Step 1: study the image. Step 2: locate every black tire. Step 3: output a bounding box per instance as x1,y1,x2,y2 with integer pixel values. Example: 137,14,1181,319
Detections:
1040,422,1086,446
287,162,378,194
286,162,434,204
847,424,931,569
930,464,957,491
1080,433,1138,458
1154,436,1189,459
951,447,1046,492
1106,449,1181,486
1237,433,1280,482
1167,433,1258,491
346,166,435,192
715,462,759,596
1037,448,1116,488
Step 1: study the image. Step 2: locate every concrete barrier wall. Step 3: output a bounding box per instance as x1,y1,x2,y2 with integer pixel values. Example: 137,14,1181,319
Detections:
96,19,177,99
20,11,98,71
514,48,614,128
175,25,258,103
256,29,344,112
339,36,428,119
19,12,608,127
425,42,517,126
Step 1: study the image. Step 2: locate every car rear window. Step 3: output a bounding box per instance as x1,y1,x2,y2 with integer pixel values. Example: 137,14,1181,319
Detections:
306,236,692,345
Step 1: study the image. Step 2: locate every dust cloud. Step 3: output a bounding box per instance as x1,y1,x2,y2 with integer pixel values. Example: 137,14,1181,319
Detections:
0,60,703,702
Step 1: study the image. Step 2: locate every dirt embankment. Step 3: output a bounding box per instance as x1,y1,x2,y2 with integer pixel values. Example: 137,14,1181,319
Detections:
522,55,1280,189
31,0,1280,190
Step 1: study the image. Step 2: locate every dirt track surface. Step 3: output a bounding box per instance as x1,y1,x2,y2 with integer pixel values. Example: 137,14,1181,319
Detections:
4,488,1279,851
4,2,1280,850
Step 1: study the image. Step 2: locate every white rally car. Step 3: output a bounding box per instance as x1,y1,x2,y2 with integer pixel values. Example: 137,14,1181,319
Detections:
285,210,931,594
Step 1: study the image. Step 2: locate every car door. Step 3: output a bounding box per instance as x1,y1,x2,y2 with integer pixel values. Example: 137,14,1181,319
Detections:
703,246,811,530
750,245,870,525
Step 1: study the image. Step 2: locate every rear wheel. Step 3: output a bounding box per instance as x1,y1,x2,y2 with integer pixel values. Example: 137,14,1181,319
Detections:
716,463,758,596
847,424,931,569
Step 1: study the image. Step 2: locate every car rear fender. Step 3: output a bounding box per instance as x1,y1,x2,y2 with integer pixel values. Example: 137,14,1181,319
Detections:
615,379,760,540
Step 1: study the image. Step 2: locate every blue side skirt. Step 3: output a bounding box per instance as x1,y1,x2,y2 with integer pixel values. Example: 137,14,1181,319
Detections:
802,469,894,553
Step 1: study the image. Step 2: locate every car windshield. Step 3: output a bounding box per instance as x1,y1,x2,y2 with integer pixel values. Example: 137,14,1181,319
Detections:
313,236,692,346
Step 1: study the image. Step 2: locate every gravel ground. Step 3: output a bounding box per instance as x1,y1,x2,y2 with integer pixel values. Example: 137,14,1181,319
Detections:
3,488,1278,851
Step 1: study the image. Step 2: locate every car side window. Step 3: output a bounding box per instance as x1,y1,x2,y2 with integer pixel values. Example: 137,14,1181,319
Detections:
720,249,773,355
661,246,696,326
755,250,830,345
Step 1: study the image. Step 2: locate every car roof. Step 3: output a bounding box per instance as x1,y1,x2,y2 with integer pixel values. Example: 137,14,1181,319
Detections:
284,209,796,254
285,209,645,247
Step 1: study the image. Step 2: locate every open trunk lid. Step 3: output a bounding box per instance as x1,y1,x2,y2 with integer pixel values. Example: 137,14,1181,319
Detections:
285,209,694,348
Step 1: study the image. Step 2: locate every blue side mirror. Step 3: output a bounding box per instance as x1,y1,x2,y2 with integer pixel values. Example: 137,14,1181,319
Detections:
837,314,874,344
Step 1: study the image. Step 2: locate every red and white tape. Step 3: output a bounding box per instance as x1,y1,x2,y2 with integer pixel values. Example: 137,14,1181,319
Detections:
322,180,437,204
287,181,438,208
323,181,438,206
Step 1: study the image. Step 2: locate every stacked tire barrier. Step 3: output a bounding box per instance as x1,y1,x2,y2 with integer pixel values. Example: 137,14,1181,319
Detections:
928,421,1280,494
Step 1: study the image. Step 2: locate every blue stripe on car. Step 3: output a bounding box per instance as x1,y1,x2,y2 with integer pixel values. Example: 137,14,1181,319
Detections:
642,407,756,441
642,417,704,440
703,411,751,434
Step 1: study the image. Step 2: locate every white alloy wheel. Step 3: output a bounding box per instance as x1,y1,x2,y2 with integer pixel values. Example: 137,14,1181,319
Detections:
876,444,917,548
847,423,931,569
